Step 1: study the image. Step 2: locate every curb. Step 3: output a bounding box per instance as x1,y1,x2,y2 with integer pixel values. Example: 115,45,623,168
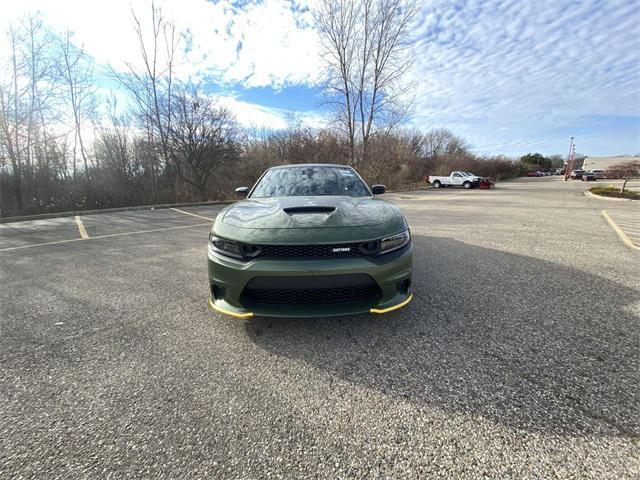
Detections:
385,186,433,194
0,186,436,224
0,200,231,224
584,191,637,202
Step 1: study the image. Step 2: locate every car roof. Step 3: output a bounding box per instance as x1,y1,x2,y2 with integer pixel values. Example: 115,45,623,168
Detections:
267,163,353,170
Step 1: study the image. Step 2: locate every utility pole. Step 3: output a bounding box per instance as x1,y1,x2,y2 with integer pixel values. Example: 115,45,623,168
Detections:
564,136,575,181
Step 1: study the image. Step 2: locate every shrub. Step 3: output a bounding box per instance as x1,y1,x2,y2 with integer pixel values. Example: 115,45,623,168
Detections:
589,186,639,200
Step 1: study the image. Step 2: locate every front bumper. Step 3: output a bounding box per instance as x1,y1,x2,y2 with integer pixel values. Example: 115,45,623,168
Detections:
208,245,412,318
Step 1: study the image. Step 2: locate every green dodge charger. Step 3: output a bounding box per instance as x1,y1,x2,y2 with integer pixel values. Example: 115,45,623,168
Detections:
208,164,413,318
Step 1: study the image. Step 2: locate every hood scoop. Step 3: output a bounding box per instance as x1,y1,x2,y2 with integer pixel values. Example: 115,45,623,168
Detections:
283,206,336,215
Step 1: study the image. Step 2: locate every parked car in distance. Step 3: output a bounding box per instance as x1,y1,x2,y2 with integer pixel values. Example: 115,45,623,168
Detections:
427,171,482,189
590,169,605,179
526,171,544,177
570,169,584,180
582,171,597,181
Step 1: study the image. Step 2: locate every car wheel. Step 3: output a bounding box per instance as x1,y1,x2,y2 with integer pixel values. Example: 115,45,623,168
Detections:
463,181,471,189
433,181,441,188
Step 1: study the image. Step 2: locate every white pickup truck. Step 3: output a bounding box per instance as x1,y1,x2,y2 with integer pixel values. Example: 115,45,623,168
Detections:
427,171,482,189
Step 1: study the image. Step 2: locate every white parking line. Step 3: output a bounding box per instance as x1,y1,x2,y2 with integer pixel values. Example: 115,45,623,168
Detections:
170,208,215,222
0,222,212,253
601,210,640,252
74,215,89,239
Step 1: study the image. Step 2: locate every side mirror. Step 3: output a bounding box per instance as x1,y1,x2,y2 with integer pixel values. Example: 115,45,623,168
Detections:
371,184,386,195
235,187,249,197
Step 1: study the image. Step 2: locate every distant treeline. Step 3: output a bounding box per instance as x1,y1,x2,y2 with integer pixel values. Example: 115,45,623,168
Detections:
1,119,528,217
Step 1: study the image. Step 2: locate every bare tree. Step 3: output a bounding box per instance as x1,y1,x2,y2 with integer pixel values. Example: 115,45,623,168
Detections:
56,31,95,186
112,0,179,203
0,27,25,212
408,128,471,176
166,89,240,201
0,15,59,213
315,0,418,163
608,160,640,194
421,128,450,164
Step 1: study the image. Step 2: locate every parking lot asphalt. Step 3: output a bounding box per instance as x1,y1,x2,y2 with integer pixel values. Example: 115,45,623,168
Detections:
1,177,639,478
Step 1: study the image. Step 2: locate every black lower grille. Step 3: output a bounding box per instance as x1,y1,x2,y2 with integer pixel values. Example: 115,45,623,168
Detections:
243,285,378,305
240,274,381,306
251,241,379,259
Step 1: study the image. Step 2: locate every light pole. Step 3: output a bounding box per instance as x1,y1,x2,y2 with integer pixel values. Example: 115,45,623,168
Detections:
564,136,575,181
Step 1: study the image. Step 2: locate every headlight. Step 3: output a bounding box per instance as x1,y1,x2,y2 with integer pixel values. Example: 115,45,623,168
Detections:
209,234,261,260
209,234,244,259
379,230,410,254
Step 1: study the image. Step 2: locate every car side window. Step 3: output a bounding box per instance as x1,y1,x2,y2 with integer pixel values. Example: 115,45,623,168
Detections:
453,173,462,177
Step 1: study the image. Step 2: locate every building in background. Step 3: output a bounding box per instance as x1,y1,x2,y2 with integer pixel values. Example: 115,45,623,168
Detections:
582,156,638,172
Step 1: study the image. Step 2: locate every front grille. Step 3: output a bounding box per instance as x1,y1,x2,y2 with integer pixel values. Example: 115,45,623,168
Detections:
240,274,382,306
251,241,379,259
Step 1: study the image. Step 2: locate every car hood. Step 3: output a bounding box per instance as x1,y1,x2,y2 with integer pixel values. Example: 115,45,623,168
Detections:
214,195,407,243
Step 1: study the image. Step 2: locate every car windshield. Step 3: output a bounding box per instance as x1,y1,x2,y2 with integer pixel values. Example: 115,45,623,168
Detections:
250,166,371,198
461,172,475,176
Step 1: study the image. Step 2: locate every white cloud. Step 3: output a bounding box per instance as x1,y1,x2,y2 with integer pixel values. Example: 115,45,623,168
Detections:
217,95,289,129
0,0,324,131
217,95,327,130
0,0,322,88
407,0,640,154
2,0,638,155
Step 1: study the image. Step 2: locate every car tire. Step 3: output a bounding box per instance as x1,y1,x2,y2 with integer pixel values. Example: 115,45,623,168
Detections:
433,181,441,188
463,181,471,189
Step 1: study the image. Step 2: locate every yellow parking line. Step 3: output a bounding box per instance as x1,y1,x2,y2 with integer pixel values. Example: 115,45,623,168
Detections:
601,211,640,252
170,208,215,222
74,215,89,239
0,222,212,253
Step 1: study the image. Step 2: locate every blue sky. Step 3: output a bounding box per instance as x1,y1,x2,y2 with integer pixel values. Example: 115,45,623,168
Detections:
2,0,639,157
